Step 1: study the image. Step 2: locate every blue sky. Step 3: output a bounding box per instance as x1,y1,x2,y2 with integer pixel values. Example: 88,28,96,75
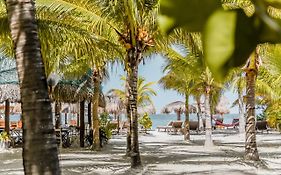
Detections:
103,55,239,114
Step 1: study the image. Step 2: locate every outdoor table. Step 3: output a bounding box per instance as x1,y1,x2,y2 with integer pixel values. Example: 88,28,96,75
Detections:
55,128,71,148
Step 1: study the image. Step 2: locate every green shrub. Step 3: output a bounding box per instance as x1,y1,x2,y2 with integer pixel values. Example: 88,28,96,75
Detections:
0,131,10,142
99,112,113,139
139,113,152,133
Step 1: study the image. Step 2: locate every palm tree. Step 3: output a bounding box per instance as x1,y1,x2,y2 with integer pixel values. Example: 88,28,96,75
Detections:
109,75,156,160
244,49,260,161
108,76,156,110
5,0,60,174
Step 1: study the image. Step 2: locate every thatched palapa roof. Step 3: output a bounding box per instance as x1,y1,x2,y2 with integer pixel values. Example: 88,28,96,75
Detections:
51,70,105,107
138,104,156,115
0,84,20,103
105,94,124,115
215,96,230,115
0,56,20,103
161,101,196,114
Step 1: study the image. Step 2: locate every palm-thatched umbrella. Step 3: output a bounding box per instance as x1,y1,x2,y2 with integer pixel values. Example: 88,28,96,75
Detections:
0,84,20,103
161,101,196,121
105,93,124,134
138,104,156,115
215,96,230,117
0,56,21,134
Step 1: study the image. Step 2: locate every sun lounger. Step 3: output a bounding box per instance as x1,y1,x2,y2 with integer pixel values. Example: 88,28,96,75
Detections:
0,119,4,129
256,120,269,133
156,121,173,132
168,121,183,135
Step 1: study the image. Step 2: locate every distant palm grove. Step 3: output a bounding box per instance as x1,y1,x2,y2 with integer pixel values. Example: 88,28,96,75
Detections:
1,0,281,174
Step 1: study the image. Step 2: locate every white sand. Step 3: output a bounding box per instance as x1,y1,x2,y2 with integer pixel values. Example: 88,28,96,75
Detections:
1,130,281,174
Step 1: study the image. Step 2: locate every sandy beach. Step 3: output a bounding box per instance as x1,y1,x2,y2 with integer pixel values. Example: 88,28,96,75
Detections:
1,130,281,175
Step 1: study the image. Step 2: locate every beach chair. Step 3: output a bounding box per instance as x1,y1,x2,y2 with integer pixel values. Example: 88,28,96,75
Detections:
156,121,173,132
168,121,183,135
256,120,269,133
0,119,4,129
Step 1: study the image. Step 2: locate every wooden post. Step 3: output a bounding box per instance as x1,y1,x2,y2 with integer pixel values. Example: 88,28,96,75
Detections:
88,102,92,128
80,101,85,147
4,99,10,135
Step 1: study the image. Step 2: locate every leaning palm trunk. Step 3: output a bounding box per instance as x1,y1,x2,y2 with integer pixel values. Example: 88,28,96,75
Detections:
92,71,100,150
184,94,190,141
204,87,213,147
128,50,141,168
244,54,259,161
125,74,132,156
238,91,246,133
195,96,203,130
6,0,60,174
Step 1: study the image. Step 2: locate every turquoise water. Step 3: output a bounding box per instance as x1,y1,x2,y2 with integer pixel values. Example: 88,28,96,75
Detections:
149,114,239,129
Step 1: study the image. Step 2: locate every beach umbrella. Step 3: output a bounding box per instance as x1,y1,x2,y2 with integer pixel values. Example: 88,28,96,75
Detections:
0,84,20,103
0,56,20,134
138,104,156,115
161,101,196,120
105,93,125,134
105,94,124,116
215,96,230,116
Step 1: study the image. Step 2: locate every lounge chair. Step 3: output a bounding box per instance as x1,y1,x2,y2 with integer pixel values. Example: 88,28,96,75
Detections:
156,121,173,132
214,118,239,129
168,121,183,135
0,119,4,129
256,120,269,133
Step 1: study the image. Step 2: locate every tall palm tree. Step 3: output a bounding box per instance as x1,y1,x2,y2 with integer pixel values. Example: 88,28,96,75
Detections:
244,49,260,161
5,0,60,174
159,70,196,141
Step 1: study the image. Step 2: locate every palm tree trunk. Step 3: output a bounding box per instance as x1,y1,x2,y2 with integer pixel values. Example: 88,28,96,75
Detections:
4,99,10,135
196,96,203,131
204,87,213,147
184,94,190,141
55,101,61,147
125,73,132,156
6,0,60,174
238,91,245,133
128,50,141,168
245,54,259,161
92,71,101,150
176,111,181,121
80,101,85,148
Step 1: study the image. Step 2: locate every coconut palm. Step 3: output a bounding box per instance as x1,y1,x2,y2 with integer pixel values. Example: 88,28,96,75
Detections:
108,76,156,110
24,0,162,167
5,0,60,174
243,48,260,161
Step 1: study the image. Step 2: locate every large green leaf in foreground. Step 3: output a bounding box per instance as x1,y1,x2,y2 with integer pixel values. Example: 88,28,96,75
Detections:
159,0,281,80
158,0,221,33
203,10,258,80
